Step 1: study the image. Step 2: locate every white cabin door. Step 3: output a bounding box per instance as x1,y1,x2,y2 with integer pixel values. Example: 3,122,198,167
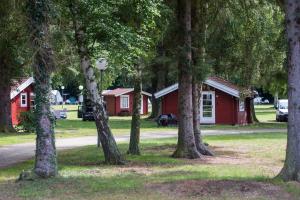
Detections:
140,95,144,114
200,91,216,124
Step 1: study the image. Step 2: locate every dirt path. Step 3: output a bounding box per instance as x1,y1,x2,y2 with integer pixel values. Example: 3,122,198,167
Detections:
0,128,285,168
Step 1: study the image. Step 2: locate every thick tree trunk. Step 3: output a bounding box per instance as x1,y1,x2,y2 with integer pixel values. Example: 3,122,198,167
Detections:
172,0,200,159
70,2,124,165
128,67,142,155
27,0,57,178
0,84,15,133
192,82,214,156
249,99,259,123
278,0,300,182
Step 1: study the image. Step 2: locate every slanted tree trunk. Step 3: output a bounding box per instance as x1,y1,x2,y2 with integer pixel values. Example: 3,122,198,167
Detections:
0,84,15,133
172,0,200,159
278,0,300,182
27,0,57,178
69,1,124,165
128,66,142,155
192,82,214,156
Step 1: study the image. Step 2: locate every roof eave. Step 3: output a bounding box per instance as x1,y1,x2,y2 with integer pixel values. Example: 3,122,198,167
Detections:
10,77,34,100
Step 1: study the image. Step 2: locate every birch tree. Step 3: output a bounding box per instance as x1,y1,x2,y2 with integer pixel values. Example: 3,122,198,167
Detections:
68,0,124,165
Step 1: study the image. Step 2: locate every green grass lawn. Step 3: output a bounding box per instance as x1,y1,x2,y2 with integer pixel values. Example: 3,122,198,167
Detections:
0,133,299,200
0,105,287,146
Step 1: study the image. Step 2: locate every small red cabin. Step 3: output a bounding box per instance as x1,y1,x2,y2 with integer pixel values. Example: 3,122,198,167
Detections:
154,77,252,125
102,88,151,116
10,77,35,125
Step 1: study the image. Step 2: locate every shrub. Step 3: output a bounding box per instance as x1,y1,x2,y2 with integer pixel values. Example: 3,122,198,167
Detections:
18,111,36,133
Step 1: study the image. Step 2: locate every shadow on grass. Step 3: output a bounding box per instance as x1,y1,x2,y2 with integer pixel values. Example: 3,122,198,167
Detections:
12,167,272,200
1,135,289,199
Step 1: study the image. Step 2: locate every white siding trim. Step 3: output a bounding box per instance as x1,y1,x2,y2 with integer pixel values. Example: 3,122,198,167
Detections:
154,79,240,99
10,77,34,100
205,79,240,98
154,83,179,99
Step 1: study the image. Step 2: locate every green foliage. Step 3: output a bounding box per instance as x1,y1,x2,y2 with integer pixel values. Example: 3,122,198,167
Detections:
18,111,36,133
205,1,285,91
0,0,29,84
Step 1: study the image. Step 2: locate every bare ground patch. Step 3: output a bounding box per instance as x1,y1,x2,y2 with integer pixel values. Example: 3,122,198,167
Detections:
147,180,296,200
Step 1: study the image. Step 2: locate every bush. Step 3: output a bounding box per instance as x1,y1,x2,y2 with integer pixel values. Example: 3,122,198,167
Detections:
18,111,36,133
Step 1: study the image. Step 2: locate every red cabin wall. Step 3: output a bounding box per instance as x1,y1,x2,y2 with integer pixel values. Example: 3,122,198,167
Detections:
215,89,236,125
160,87,252,125
104,96,116,116
161,91,179,116
143,95,148,115
114,92,134,115
11,85,33,125
106,92,145,116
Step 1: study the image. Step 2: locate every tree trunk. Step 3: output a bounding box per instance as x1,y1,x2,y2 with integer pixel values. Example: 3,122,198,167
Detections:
27,0,57,178
192,82,214,156
128,66,142,155
172,0,200,159
249,98,259,123
278,0,300,182
149,43,167,119
0,84,15,133
70,2,124,165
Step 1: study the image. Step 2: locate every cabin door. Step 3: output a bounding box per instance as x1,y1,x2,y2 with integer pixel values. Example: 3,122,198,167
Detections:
200,91,216,124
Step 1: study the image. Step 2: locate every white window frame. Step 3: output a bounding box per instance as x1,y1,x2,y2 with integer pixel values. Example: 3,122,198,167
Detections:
30,93,35,109
120,95,130,109
20,93,28,107
239,100,245,112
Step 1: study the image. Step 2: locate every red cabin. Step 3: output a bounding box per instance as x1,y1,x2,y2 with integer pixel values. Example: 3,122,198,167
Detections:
102,88,151,116
154,77,252,125
10,77,35,125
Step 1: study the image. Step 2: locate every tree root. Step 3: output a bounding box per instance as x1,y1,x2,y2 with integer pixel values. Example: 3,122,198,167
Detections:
17,170,38,182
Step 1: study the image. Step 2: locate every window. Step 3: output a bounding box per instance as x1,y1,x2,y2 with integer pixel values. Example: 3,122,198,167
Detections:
120,95,129,109
30,93,35,109
239,100,245,112
20,93,28,107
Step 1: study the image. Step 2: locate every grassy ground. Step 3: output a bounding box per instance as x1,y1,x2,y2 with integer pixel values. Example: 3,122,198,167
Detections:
0,104,286,146
0,132,299,200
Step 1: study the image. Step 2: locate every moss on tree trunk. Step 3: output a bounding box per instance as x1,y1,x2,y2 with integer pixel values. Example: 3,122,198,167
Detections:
27,0,57,178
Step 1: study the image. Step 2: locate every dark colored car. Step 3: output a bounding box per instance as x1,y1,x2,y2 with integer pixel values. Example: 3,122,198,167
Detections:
157,114,178,127
78,99,95,121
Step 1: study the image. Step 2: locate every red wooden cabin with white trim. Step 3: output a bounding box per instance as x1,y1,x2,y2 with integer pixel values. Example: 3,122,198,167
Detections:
154,77,252,125
10,77,35,125
102,88,151,116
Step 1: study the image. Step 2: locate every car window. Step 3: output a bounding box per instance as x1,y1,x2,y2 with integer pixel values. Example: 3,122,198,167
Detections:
279,102,288,109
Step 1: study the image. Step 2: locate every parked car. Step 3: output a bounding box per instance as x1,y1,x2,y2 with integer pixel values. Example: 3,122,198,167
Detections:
157,114,178,127
262,99,270,104
276,99,288,122
78,99,95,121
